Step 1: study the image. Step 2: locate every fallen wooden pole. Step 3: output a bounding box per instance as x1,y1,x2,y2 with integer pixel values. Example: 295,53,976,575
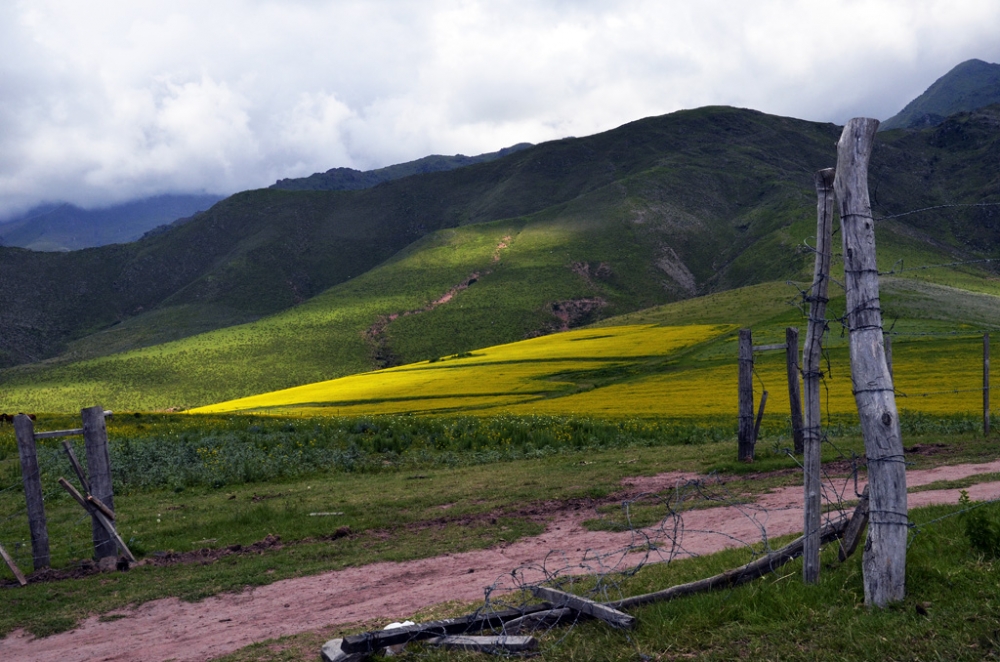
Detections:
503,515,851,630
428,635,538,652
0,541,27,586
340,603,555,654
57,478,135,562
608,514,848,611
531,586,635,629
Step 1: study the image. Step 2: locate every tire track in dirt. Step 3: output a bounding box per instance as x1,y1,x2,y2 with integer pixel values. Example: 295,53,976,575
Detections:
4,462,1000,662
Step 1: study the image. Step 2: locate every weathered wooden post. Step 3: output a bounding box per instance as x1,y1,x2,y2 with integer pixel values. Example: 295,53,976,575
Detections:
14,414,50,570
82,405,117,560
884,335,893,378
786,327,804,454
835,117,906,607
738,329,755,462
802,167,835,584
985,333,991,436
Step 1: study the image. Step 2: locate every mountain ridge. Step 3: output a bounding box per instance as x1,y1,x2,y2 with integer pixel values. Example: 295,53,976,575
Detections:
882,59,1000,130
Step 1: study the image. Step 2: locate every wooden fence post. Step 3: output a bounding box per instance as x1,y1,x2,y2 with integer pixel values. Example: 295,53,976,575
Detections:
786,327,804,454
802,167,835,584
884,335,893,378
985,333,991,436
834,117,906,607
738,329,755,462
82,405,117,560
14,415,50,570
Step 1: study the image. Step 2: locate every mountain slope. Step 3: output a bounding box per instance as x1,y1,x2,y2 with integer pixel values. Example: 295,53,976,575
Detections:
0,106,844,370
3,104,1000,412
882,59,1000,130
0,194,223,252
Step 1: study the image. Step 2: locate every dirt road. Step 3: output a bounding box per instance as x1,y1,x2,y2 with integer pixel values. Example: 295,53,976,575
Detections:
4,460,1000,662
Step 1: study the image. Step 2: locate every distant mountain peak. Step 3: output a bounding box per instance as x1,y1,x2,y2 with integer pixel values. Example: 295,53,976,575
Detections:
882,58,1000,130
270,143,533,192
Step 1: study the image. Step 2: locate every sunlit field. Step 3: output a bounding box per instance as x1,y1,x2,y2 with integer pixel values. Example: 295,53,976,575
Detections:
191,323,993,419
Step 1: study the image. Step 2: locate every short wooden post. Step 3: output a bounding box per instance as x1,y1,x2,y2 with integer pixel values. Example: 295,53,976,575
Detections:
786,327,804,453
753,390,769,444
835,117,906,607
82,405,116,559
884,335,893,378
738,329,755,462
985,333,991,436
14,415,50,570
803,167,835,585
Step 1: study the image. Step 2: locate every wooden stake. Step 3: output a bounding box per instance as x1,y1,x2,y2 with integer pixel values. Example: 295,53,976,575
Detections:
0,541,27,586
738,329,755,462
14,415,50,570
884,334,893,378
803,167,835,585
786,327,804,454
82,405,117,559
835,117,906,607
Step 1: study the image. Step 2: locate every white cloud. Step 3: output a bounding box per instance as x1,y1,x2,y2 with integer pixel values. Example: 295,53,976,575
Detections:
1,0,999,219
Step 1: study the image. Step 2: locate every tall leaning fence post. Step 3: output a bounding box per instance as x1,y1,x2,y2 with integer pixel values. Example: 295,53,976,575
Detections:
803,167,835,585
738,329,755,462
82,405,117,560
14,414,50,570
835,117,906,608
786,327,804,454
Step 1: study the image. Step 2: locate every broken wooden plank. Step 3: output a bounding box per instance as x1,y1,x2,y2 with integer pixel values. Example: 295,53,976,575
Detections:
340,603,554,654
839,484,871,561
502,607,574,633
530,586,635,629
34,428,85,439
609,514,849,611
57,478,135,562
0,541,27,586
427,635,538,652
320,638,369,662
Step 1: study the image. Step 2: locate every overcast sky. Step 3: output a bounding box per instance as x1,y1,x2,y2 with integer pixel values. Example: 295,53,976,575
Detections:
2,0,999,219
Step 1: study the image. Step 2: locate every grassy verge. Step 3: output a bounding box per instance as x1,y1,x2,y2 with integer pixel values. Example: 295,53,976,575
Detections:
0,413,997,642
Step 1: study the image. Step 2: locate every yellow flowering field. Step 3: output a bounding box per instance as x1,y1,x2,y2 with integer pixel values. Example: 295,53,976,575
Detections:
190,324,733,415
191,324,992,419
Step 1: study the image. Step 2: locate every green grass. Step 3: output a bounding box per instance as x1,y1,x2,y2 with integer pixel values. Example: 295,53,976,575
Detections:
1,412,998,642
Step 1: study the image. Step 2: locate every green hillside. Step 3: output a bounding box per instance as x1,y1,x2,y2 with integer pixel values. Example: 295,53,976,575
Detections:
3,105,1000,412
882,59,1000,130
0,106,847,371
